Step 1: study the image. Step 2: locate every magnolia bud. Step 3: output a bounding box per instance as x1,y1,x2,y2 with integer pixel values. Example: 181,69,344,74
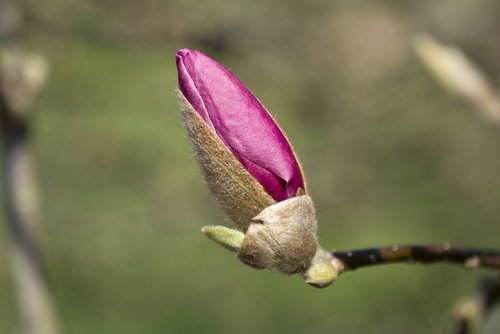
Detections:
176,49,329,280
176,49,306,205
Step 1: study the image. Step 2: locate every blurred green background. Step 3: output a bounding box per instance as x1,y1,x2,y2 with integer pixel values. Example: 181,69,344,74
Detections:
1,0,500,333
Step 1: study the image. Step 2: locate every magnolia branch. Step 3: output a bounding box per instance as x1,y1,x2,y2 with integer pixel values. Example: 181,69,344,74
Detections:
202,225,500,289
331,244,500,273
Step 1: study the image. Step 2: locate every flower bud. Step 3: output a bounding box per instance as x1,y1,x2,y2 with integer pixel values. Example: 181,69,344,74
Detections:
176,49,305,205
176,49,321,277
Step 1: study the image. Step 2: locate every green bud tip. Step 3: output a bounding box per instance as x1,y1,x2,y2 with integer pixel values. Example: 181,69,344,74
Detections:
304,262,338,288
201,225,244,253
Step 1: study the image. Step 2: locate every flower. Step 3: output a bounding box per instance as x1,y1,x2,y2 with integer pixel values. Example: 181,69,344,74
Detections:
176,49,305,203
175,49,335,282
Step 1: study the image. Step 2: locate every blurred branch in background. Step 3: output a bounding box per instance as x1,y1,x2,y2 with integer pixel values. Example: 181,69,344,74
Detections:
0,2,61,334
413,33,500,125
446,275,500,334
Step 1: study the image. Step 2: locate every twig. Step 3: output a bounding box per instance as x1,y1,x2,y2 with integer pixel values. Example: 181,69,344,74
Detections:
0,3,61,334
331,244,500,274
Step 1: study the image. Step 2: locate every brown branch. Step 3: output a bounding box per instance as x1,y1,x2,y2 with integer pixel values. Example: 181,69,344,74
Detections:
331,244,500,273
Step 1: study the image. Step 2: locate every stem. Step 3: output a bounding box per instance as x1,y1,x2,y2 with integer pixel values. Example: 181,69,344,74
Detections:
331,244,500,273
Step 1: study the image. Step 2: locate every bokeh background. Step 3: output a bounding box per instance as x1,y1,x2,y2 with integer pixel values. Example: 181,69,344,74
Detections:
1,0,500,333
